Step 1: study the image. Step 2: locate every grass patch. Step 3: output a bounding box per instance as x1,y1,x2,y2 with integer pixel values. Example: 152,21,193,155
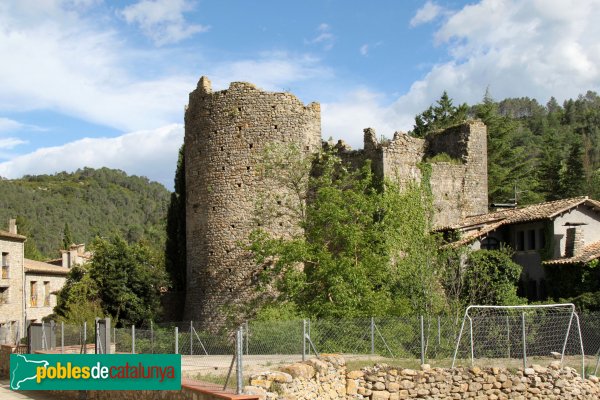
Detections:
426,153,463,164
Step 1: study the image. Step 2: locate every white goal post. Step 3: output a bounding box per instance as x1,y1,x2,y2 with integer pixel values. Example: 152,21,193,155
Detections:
451,304,585,376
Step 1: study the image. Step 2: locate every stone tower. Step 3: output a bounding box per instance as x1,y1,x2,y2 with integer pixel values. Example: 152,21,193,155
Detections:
183,77,321,324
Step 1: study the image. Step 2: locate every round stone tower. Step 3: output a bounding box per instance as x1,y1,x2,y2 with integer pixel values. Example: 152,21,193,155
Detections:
183,77,321,324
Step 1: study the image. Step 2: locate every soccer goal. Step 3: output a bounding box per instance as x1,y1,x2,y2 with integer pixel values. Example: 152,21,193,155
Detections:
451,304,585,375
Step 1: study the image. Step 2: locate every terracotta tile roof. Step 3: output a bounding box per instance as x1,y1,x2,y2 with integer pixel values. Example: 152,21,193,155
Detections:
439,197,600,248
24,259,70,275
0,229,26,241
544,241,600,265
447,197,600,230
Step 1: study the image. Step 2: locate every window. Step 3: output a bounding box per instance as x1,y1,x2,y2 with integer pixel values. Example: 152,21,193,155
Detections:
516,231,525,251
481,237,500,250
528,230,536,250
43,281,50,306
1,252,8,279
30,281,37,307
0,287,8,304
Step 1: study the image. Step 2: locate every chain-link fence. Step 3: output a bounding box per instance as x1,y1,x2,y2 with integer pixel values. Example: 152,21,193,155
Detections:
13,312,600,394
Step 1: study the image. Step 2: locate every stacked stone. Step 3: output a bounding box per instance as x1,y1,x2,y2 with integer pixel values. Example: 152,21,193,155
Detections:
246,354,347,400
248,356,600,400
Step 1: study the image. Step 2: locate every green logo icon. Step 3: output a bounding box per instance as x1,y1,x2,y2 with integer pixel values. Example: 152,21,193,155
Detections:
10,354,181,391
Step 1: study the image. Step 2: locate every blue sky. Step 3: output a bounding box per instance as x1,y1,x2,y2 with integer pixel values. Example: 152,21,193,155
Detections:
0,0,598,189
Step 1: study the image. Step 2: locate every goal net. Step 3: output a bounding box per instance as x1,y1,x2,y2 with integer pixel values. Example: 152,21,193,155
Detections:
452,304,585,374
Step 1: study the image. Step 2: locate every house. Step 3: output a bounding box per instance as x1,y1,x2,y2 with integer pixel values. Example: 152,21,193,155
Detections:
0,220,26,344
24,259,69,323
0,219,72,344
441,196,600,300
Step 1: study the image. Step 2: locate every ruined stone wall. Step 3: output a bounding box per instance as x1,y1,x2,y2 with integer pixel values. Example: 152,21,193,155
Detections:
427,121,488,227
184,77,321,324
357,121,488,228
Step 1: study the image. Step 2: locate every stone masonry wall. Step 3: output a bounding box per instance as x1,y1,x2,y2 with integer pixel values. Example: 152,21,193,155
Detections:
247,355,600,400
0,236,24,335
354,121,488,228
184,77,321,324
183,77,488,324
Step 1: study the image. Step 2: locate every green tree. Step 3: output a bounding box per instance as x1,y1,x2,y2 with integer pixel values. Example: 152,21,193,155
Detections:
558,140,586,198
164,145,186,291
249,149,446,318
15,215,43,260
62,222,73,250
474,94,542,205
460,248,523,306
412,91,469,137
55,235,167,326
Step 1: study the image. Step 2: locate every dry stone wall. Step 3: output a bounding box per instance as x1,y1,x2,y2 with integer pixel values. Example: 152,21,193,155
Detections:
184,77,321,324
247,355,600,400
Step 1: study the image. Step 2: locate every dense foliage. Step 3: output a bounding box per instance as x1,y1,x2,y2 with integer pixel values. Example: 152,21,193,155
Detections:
412,90,600,206
0,167,170,259
248,147,532,320
165,146,186,291
54,235,168,326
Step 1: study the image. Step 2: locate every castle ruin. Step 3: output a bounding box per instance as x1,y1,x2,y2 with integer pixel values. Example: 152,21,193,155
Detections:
184,77,487,324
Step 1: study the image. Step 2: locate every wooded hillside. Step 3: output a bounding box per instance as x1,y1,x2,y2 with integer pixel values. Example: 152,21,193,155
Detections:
0,167,170,259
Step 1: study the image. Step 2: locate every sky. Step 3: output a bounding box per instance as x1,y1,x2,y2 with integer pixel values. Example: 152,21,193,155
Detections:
0,0,598,189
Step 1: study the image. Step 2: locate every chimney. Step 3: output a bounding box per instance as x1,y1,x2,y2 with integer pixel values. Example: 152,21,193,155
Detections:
8,219,17,234
565,227,585,257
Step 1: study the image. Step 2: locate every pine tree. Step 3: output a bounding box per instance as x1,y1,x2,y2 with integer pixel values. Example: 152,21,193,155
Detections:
62,222,73,250
164,145,186,291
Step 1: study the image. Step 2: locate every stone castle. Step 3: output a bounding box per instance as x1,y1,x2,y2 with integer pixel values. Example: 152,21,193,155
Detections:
183,77,487,324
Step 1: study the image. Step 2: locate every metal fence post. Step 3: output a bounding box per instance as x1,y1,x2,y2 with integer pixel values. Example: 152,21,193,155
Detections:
420,315,425,365
302,319,306,361
175,327,179,354
437,316,441,346
83,322,87,354
151,321,154,354
132,325,136,354
371,317,375,355
61,322,64,354
245,320,249,356
236,327,243,395
190,321,193,356
521,312,527,369
506,316,511,358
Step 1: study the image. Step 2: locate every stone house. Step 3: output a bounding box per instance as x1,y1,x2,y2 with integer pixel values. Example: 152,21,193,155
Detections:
441,196,600,300
0,220,72,344
24,259,69,323
0,220,26,344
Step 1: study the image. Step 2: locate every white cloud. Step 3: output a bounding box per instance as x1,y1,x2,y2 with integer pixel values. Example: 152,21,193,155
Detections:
0,138,27,150
0,118,24,132
119,0,209,46
359,44,369,56
0,2,196,132
410,1,443,27
321,89,398,148
392,0,600,131
306,23,335,50
207,52,333,92
0,125,183,187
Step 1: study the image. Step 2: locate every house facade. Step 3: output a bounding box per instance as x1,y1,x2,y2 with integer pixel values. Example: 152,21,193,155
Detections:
444,197,600,300
0,220,26,344
0,220,72,344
